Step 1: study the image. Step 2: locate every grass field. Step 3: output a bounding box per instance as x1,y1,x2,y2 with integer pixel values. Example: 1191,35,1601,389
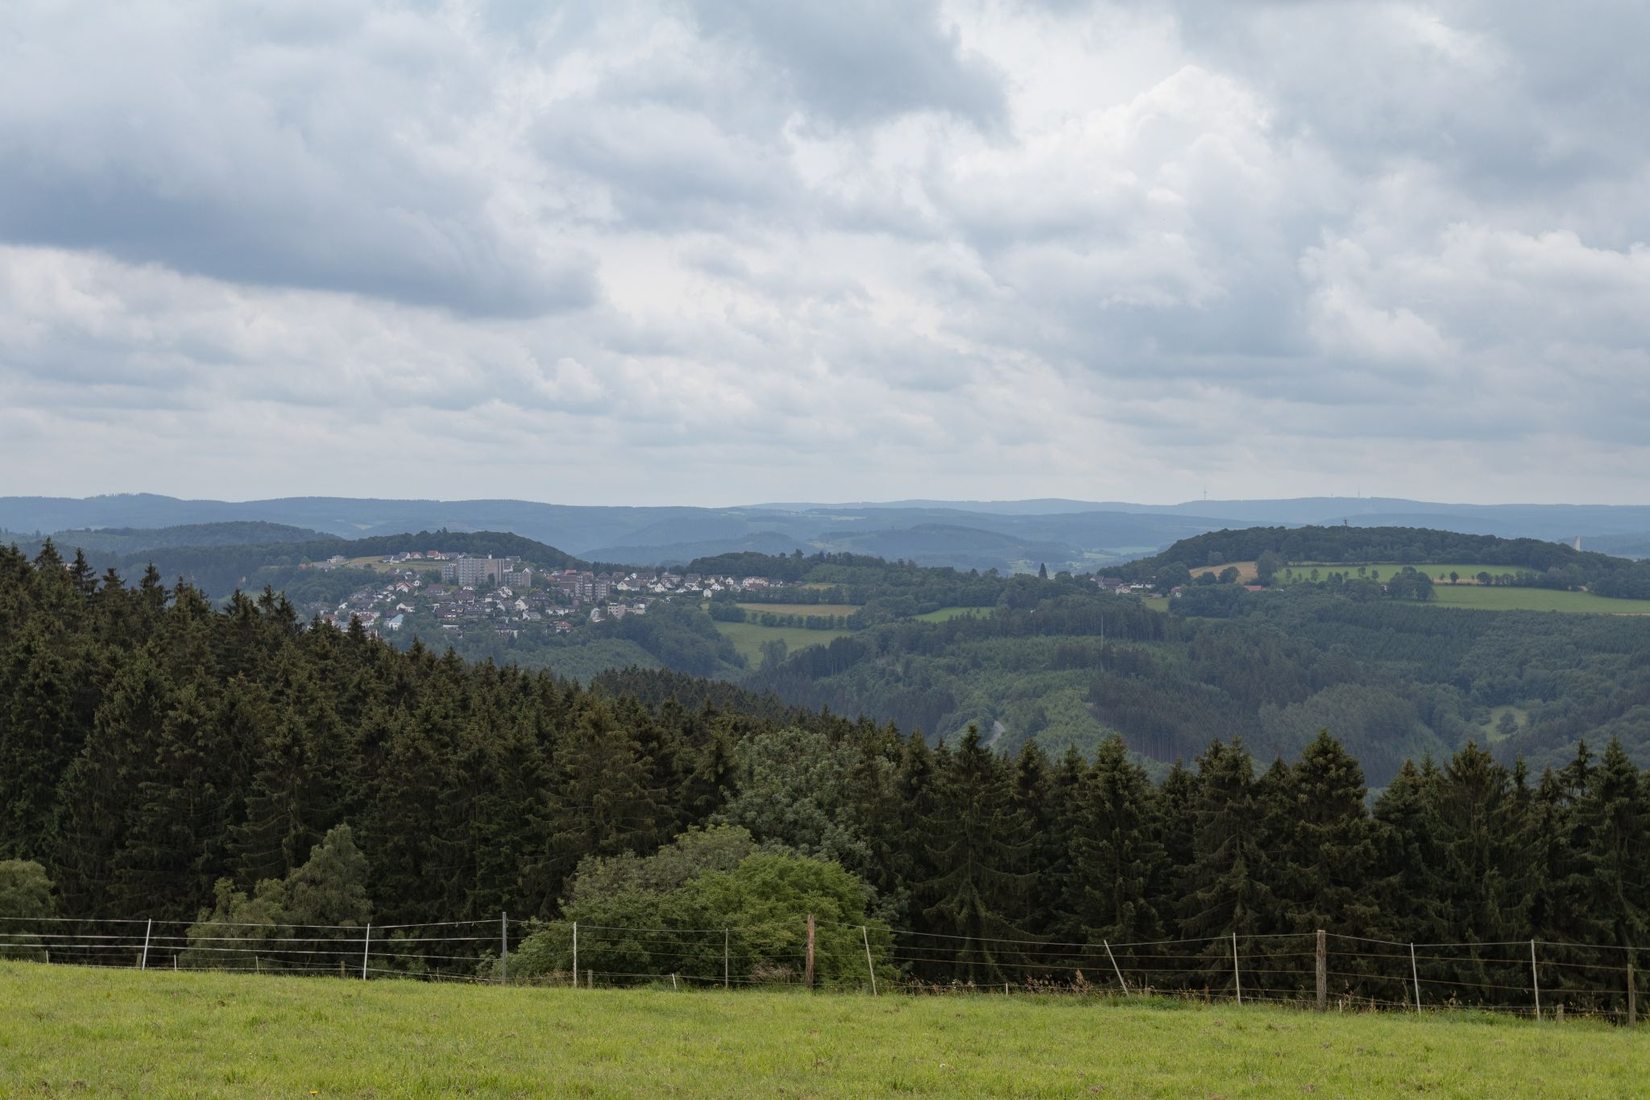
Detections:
3,963,1646,1098
1278,563,1533,585
735,603,861,617
715,621,853,663
1429,586,1650,614
914,606,992,622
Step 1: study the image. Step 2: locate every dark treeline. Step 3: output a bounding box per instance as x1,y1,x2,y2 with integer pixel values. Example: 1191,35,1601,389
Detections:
3,545,1648,1005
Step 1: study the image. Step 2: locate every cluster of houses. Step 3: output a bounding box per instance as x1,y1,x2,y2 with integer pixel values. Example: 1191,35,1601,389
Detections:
310,553,782,643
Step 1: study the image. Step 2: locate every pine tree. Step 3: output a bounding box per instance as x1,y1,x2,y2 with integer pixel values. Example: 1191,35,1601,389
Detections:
1179,739,1275,990
1574,740,1650,957
51,648,173,916
1277,731,1380,935
231,662,344,886
534,702,667,909
1070,736,1165,948
1009,740,1065,939
110,683,237,921
0,626,80,860
918,727,1035,983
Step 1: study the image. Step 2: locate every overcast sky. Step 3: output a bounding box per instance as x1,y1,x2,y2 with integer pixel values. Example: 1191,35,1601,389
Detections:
2,1,1647,506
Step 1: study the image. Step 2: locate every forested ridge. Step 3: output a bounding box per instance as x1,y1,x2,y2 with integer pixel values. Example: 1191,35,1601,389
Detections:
744,576,1650,782
1127,524,1650,597
0,527,582,602
3,542,1650,1002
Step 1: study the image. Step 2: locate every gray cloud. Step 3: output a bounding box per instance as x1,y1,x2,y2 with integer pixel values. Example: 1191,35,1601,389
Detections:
687,0,1005,127
0,1,594,315
1,1,1647,505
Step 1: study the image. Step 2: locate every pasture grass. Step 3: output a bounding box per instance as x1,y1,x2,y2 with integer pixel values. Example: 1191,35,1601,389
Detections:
714,621,853,663
3,962,1646,1098
913,606,992,622
1276,563,1527,584
1429,586,1650,614
735,602,861,617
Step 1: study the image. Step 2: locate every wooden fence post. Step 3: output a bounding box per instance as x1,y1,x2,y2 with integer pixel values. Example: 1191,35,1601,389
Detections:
501,911,508,986
572,922,578,989
140,918,152,972
724,929,730,990
1315,930,1326,1012
1103,939,1129,995
862,925,878,996
1531,939,1541,1022
361,923,371,981
1410,943,1421,1014
1628,959,1637,1027
804,914,815,990
1232,933,1242,1005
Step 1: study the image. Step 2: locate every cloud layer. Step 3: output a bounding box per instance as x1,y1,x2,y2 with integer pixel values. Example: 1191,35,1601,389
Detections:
2,0,1646,505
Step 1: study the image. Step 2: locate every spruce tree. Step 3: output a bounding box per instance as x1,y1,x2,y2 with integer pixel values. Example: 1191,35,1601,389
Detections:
1070,736,1164,948
1179,739,1275,990
918,727,1035,983
52,648,173,916
110,683,236,920
0,626,79,860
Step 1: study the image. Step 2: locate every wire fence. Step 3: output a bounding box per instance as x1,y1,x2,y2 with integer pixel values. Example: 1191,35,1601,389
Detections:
0,915,1641,1025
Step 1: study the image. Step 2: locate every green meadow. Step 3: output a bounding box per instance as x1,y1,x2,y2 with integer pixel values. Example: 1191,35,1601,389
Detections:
913,605,992,622
1277,563,1525,584
1428,585,1650,614
735,602,861,617
714,620,853,663
3,963,1645,1098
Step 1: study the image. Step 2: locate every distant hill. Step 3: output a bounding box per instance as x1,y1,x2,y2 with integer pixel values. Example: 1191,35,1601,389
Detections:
10,524,582,599
1124,525,1650,600
5,494,1650,574
44,522,327,554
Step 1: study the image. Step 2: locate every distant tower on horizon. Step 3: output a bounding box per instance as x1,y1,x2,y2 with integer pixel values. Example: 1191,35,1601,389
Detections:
1574,536,1583,551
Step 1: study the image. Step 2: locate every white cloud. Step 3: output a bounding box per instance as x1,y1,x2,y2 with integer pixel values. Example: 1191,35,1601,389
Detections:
1,0,1647,504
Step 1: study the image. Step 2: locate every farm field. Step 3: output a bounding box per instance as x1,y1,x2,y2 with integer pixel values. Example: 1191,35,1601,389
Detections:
735,602,861,617
1429,586,1650,614
914,605,992,622
715,620,853,663
1276,563,1528,584
3,963,1645,1098
1190,560,1259,582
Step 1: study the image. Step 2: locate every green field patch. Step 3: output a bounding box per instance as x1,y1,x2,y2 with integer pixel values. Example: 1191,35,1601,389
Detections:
1278,563,1536,585
1483,704,1530,743
3,964,1645,1098
736,602,861,617
914,606,992,622
715,621,854,663
1429,586,1650,614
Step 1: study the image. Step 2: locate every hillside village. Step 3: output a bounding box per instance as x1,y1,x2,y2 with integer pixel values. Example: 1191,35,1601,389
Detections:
306,551,781,642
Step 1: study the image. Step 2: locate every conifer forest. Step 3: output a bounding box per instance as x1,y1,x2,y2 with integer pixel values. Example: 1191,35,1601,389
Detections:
3,541,1648,1009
